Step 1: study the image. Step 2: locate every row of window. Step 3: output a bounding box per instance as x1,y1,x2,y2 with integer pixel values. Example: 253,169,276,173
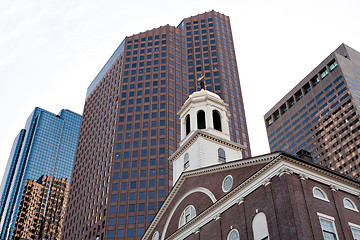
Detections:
113,168,165,180
318,212,360,240
173,193,359,240
313,187,358,212
269,74,348,153
173,208,269,240
266,60,338,127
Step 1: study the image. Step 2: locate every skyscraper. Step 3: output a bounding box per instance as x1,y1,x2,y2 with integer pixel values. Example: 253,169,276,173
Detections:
264,44,360,179
62,11,251,239
0,107,81,239
12,175,69,239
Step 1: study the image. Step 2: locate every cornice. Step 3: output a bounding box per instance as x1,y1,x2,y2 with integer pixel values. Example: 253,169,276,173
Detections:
141,153,279,240
143,152,360,240
166,155,360,239
169,130,245,162
178,92,228,116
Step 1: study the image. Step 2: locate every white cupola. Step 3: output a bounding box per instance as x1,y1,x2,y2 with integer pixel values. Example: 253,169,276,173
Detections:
169,89,245,183
178,89,231,144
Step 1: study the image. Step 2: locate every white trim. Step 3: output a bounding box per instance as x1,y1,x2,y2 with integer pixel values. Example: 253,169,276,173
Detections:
313,187,330,202
227,229,240,240
178,205,196,228
317,212,339,240
317,212,335,221
350,223,360,240
222,175,233,192
167,159,360,240
142,153,360,240
161,187,216,240
349,222,360,229
152,231,159,240
343,197,359,212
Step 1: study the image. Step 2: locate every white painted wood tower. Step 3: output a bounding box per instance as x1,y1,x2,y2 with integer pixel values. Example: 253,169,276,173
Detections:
169,89,245,183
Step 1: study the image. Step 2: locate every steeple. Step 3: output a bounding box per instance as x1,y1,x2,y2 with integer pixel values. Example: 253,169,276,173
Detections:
170,89,245,183
178,89,231,145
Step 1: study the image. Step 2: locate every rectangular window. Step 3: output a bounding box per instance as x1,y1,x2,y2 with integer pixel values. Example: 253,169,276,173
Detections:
350,222,360,240
318,213,338,240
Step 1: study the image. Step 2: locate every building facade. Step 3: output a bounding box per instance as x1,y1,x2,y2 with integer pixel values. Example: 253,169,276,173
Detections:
0,108,81,239
143,151,360,240
264,44,360,179
143,88,360,240
12,175,69,239
62,10,251,239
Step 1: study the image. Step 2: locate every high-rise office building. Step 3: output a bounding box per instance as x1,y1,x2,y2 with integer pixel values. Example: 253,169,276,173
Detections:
264,44,360,179
12,175,69,240
62,10,251,240
0,107,81,239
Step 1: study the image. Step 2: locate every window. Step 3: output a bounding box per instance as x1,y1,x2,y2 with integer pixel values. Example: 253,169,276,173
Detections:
318,213,338,240
197,110,206,129
222,175,233,192
343,198,358,212
179,205,196,228
227,229,240,240
349,222,360,240
329,61,338,71
213,110,222,131
185,114,191,135
252,212,269,240
152,231,159,240
218,148,226,163
313,187,329,202
184,153,189,169
321,68,329,79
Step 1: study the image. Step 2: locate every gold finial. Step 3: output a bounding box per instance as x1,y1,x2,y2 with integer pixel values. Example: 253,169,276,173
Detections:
197,74,205,90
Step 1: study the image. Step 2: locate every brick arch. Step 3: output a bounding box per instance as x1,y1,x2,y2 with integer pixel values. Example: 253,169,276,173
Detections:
161,187,216,240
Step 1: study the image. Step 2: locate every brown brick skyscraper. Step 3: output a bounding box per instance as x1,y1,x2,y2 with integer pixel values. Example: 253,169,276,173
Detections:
62,11,251,239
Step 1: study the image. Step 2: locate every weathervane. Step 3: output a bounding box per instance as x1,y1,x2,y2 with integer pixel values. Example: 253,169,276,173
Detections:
197,74,205,90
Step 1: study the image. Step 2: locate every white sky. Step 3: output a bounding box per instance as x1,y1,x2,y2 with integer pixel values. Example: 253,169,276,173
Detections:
0,0,359,181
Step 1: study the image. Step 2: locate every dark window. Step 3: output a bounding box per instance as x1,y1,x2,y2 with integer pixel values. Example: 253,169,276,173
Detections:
213,110,222,131
197,110,206,129
186,114,191,135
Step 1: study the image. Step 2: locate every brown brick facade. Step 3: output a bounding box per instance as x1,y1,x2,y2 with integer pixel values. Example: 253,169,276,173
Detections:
143,153,360,240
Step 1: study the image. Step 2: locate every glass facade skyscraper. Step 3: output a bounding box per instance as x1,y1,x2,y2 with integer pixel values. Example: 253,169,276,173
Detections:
62,11,251,239
0,107,81,239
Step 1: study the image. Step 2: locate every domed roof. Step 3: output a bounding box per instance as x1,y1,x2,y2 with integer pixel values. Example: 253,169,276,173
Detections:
187,89,221,100
178,89,227,116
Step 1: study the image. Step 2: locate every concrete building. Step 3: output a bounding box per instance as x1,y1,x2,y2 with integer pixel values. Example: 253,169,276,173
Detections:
143,88,360,240
264,44,360,179
0,108,81,239
62,11,251,239
12,175,69,240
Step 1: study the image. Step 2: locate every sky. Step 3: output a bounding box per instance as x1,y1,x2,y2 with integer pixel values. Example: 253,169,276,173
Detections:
0,0,359,181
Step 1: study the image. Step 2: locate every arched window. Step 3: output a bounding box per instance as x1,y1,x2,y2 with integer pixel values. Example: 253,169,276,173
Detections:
184,153,189,169
185,114,191,135
227,229,240,240
197,110,206,129
313,187,329,201
213,110,222,131
152,231,159,240
218,148,226,163
179,205,196,228
252,212,269,240
344,198,358,211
